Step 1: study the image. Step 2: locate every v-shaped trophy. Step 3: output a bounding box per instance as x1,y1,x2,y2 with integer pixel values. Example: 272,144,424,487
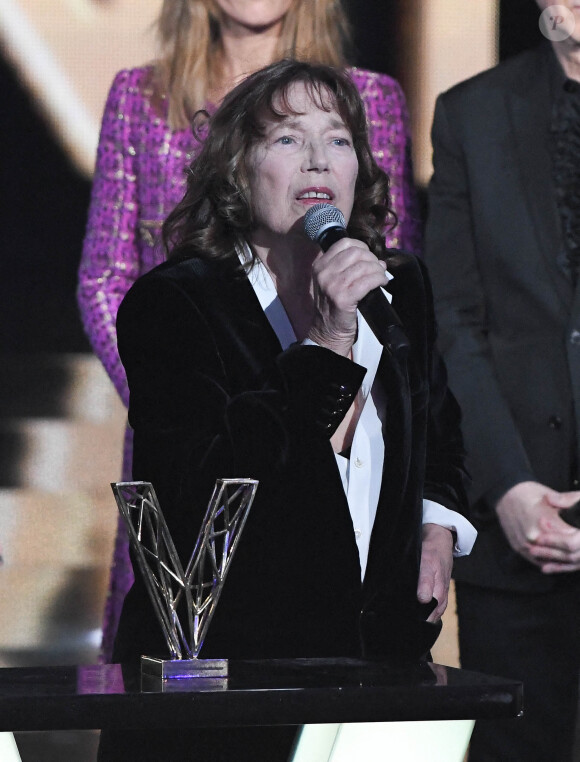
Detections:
111,478,258,680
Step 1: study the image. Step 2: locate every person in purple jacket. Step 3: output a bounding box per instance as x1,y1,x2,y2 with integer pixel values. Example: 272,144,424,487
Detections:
78,0,423,662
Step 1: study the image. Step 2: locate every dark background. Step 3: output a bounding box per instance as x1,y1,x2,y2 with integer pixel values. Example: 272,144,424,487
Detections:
0,0,543,355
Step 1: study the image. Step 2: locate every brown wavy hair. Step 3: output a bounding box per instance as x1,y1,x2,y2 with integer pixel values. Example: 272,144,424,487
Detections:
154,0,351,128
162,59,395,263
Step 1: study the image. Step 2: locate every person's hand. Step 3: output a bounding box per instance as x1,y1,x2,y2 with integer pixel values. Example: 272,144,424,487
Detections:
530,488,580,573
495,481,580,572
417,523,454,622
307,238,390,356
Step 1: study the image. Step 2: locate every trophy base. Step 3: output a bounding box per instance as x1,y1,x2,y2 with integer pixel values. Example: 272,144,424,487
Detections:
141,656,228,679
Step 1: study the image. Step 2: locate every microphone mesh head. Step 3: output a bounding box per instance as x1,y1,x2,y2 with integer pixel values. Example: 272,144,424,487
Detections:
303,203,346,242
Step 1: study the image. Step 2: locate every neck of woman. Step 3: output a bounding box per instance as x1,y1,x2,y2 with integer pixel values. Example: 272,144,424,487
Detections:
254,238,319,342
211,23,282,103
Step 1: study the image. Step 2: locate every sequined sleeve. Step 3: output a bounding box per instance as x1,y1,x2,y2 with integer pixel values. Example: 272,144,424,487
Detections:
351,68,423,254
77,70,142,407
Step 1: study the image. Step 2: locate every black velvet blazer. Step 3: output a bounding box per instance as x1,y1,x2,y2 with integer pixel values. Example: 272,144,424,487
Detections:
112,249,468,665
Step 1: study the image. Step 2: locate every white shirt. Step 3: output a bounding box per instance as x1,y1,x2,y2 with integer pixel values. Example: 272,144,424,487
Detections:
245,257,477,579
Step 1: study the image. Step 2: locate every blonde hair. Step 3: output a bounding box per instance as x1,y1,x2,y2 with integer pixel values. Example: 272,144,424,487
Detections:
154,0,351,128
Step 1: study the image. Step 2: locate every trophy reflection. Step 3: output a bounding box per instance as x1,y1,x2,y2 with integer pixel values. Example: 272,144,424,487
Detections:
111,478,258,680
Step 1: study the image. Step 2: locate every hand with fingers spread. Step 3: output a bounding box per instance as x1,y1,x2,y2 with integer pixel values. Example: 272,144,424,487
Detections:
495,481,580,572
307,238,391,357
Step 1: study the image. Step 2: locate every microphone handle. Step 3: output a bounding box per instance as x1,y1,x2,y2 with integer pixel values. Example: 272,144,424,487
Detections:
317,226,410,359
358,290,410,360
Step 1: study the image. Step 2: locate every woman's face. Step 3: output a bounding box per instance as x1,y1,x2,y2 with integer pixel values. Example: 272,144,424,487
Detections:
213,0,294,31
246,82,359,247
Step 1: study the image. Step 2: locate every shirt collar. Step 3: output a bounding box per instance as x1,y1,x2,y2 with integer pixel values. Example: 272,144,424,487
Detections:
241,246,387,393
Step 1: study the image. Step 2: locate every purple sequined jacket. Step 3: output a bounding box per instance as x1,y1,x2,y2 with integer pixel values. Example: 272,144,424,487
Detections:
78,65,422,661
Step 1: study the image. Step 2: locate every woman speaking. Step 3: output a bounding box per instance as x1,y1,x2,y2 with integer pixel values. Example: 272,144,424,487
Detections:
100,59,475,762
78,1,423,660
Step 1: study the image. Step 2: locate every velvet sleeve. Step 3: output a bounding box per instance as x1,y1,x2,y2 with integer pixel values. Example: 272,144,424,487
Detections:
419,257,470,517
77,70,142,407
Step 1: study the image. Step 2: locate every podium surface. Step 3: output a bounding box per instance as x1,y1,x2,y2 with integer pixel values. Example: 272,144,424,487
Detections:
0,658,521,732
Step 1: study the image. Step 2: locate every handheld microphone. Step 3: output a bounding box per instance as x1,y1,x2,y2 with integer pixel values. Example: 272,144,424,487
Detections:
303,203,409,358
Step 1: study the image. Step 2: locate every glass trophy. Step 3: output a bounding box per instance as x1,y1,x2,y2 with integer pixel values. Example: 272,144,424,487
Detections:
111,478,258,680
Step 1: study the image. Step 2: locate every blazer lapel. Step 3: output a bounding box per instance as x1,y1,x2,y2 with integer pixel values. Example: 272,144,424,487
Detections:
362,347,412,595
185,257,285,382
507,44,572,310
360,253,430,598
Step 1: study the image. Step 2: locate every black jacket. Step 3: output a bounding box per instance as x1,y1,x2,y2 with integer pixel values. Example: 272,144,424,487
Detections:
425,42,580,591
112,249,468,663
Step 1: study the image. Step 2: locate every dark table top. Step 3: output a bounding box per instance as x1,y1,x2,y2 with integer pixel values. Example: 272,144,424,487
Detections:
0,658,523,731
